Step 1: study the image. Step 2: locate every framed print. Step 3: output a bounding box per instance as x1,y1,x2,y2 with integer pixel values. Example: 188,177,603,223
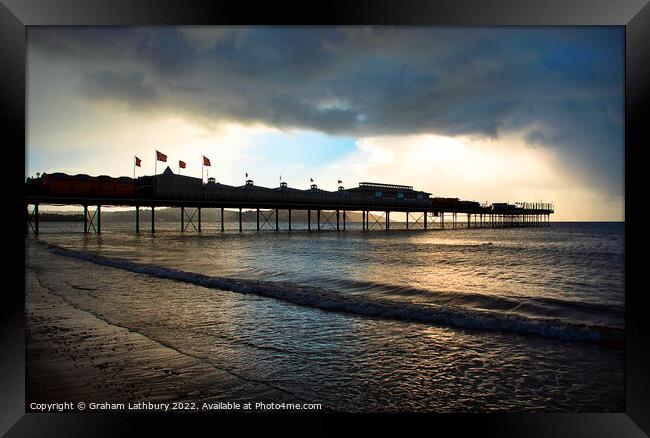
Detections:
3,0,649,435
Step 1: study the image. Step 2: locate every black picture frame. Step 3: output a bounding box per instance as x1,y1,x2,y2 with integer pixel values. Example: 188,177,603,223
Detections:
3,0,648,435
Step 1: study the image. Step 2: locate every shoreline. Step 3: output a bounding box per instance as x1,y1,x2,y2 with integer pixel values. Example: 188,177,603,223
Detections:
24,234,625,413
25,266,299,413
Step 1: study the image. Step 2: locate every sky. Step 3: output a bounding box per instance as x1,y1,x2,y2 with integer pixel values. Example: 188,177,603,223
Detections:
26,26,624,221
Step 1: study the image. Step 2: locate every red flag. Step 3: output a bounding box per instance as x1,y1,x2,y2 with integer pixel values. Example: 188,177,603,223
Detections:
156,150,167,162
135,156,141,167
179,160,186,169
203,156,211,166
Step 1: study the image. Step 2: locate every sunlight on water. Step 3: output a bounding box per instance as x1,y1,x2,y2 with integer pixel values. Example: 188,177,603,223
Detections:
26,222,624,411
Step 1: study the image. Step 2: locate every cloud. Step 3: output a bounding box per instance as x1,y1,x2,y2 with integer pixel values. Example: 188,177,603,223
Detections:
326,134,622,221
79,70,159,107
27,26,624,201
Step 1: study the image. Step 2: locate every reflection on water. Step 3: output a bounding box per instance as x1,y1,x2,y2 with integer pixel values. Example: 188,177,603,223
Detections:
26,221,625,411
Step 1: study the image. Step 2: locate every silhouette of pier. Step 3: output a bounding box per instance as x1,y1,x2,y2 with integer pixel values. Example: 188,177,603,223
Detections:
25,168,554,234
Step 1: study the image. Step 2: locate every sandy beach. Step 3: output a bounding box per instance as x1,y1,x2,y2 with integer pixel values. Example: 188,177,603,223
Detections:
25,267,298,412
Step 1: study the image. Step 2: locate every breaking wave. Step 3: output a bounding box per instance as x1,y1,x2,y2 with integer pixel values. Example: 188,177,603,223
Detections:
46,243,623,344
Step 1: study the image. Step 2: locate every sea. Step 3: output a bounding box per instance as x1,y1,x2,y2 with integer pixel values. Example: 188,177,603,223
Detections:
25,220,625,412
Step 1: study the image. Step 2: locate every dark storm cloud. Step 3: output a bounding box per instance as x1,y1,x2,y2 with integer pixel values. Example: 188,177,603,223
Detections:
28,26,624,192
79,70,159,106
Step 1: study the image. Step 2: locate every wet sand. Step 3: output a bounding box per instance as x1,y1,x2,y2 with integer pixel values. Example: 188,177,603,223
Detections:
25,269,295,412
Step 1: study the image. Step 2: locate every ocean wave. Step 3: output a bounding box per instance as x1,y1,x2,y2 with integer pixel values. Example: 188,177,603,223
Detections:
45,243,623,344
301,275,624,318
250,271,623,329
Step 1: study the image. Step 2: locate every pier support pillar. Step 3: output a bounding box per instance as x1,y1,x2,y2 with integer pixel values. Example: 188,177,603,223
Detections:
468,213,471,229
135,206,140,233
221,207,224,232
362,211,365,231
343,211,346,230
151,207,155,233
386,211,390,230
239,208,242,232
441,212,444,229
198,208,202,232
97,206,101,234
181,207,185,232
289,209,292,231
336,210,340,231
256,209,260,231
317,209,321,231
83,205,88,234
406,212,409,230
34,204,39,235
424,212,428,230
308,209,311,231
275,209,279,232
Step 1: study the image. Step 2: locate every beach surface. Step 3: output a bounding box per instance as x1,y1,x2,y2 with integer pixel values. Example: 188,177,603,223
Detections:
26,268,297,412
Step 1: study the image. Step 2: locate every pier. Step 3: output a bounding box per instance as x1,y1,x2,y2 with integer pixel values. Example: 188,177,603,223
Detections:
25,169,553,234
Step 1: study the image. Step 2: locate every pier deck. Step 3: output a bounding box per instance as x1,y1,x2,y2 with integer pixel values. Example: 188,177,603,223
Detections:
25,172,553,234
